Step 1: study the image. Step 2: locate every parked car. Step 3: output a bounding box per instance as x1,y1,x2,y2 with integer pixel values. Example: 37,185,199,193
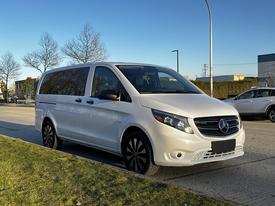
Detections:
35,62,245,175
224,87,275,122
0,93,4,103
16,98,35,104
8,96,18,103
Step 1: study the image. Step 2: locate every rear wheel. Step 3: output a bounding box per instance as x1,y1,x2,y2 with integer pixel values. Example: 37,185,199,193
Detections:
268,107,275,122
122,130,159,176
42,120,62,149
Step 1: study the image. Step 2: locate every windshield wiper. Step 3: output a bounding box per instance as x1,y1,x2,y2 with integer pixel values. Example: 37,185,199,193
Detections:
140,90,199,94
160,90,199,94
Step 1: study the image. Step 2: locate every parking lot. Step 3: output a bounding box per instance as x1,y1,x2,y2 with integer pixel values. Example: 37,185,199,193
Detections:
0,106,274,206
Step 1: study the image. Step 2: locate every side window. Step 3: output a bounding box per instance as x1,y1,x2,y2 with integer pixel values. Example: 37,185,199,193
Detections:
238,90,256,100
271,90,275,96
39,67,89,96
91,66,131,102
256,89,270,98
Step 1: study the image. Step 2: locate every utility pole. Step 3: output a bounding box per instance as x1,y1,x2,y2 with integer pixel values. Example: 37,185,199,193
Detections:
172,50,179,73
204,0,213,97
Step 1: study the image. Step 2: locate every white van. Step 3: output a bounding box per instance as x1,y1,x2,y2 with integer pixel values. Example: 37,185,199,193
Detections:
35,62,245,175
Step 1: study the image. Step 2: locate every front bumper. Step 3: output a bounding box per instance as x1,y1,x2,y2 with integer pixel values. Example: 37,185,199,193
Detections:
149,123,245,167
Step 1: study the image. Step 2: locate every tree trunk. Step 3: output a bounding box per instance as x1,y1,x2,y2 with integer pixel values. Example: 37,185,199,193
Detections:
5,78,8,104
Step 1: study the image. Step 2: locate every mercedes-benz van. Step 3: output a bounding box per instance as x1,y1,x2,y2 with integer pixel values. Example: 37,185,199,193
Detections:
35,62,245,175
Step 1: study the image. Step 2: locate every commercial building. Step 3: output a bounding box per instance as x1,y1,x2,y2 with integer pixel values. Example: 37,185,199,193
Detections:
258,53,275,87
15,78,38,99
196,74,245,82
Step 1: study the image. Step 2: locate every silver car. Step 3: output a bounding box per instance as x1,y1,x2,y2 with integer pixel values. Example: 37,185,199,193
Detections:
225,87,275,122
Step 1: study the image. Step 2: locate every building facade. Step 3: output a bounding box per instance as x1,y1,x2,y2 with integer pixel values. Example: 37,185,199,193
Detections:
15,78,38,99
258,53,275,87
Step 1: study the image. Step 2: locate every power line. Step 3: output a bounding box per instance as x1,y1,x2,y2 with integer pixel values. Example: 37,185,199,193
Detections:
214,63,257,66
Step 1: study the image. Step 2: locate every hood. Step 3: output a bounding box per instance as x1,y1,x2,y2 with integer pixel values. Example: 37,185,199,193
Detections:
139,94,239,118
223,97,236,102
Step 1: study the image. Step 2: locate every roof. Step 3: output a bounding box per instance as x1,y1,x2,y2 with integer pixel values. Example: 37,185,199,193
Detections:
250,87,275,90
43,62,171,75
258,53,275,63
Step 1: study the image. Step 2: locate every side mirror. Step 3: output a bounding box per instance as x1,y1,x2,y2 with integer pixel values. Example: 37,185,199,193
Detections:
234,96,239,100
98,90,119,101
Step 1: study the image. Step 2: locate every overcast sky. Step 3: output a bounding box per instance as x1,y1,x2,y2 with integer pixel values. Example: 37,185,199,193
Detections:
1,0,275,81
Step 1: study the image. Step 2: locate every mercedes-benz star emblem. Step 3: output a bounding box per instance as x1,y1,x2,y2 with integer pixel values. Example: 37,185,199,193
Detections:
218,118,229,134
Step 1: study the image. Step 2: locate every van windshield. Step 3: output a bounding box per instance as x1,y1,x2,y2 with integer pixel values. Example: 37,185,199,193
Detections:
117,65,201,94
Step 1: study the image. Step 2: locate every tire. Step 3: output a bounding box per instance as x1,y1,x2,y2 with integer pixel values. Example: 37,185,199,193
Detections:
42,120,63,149
267,107,275,122
122,130,159,176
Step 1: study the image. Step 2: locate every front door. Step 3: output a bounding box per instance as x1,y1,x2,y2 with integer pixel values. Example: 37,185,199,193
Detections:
234,90,256,114
85,66,131,152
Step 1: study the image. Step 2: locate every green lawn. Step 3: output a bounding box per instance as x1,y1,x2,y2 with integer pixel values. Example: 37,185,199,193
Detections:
0,135,234,206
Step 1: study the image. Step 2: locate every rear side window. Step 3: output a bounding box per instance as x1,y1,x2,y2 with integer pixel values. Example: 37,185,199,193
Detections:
39,67,90,96
271,90,275,96
256,89,270,98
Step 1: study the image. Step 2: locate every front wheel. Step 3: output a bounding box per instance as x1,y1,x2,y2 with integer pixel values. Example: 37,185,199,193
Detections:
268,108,275,122
42,120,63,149
122,131,159,176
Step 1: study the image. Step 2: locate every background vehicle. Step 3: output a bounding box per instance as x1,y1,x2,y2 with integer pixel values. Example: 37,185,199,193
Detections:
224,87,275,122
35,62,245,175
0,93,4,103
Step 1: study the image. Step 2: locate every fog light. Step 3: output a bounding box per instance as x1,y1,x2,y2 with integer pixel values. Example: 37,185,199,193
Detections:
170,151,185,159
177,153,182,158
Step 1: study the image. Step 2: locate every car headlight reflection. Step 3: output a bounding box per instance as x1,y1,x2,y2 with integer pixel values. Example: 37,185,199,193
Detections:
152,109,194,134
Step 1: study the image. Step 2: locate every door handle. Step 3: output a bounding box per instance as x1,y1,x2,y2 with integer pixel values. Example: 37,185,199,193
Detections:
75,98,82,103
86,100,94,104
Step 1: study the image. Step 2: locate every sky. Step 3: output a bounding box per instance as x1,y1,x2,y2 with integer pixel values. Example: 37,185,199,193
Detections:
0,0,275,83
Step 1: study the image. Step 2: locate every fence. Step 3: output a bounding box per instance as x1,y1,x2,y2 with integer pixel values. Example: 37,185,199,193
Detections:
193,79,258,99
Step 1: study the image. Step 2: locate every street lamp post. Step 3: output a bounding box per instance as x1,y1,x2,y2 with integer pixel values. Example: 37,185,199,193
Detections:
172,49,179,73
204,0,213,97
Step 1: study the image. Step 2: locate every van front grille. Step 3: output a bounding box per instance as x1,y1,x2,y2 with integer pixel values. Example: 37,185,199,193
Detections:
194,116,239,137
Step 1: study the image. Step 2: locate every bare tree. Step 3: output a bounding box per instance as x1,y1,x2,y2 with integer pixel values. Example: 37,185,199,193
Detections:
265,72,275,87
62,24,107,64
23,33,61,73
0,52,20,103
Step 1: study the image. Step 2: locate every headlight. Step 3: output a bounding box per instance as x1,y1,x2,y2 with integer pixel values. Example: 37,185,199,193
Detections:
152,109,194,134
238,115,243,129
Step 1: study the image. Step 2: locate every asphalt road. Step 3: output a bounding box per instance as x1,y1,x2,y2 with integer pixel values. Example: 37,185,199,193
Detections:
0,106,275,206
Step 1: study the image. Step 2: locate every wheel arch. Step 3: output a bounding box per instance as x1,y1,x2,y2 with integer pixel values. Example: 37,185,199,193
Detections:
120,125,156,163
266,104,275,115
41,116,58,135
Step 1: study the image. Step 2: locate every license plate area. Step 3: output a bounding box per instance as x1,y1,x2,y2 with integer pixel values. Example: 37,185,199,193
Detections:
211,139,236,154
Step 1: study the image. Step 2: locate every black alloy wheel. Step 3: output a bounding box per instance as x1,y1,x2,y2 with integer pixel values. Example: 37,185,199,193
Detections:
122,131,159,175
268,108,275,122
42,120,62,149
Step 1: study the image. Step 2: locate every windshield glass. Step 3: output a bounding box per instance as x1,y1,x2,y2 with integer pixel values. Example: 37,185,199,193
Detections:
117,65,202,94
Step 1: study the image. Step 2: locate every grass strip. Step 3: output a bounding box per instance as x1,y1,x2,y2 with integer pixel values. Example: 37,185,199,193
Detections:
0,135,234,206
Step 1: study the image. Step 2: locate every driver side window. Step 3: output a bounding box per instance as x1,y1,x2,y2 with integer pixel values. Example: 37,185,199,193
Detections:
238,90,256,100
91,66,131,102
